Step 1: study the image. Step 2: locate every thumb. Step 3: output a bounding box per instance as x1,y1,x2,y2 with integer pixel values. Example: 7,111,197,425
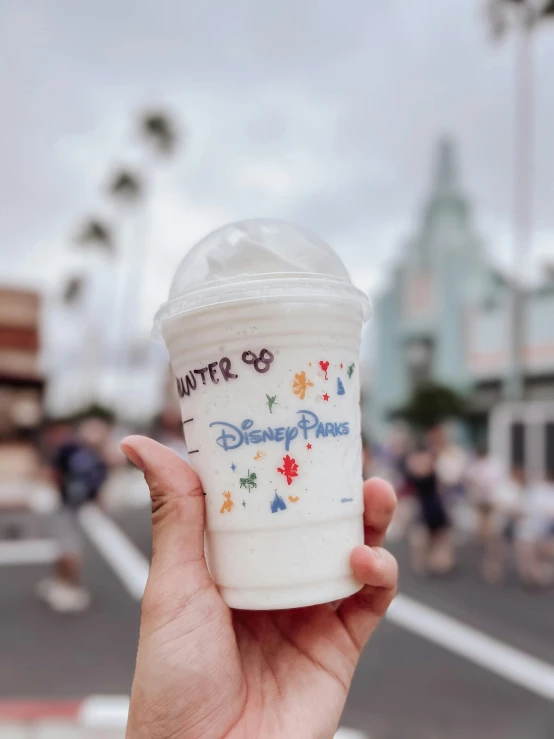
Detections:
120,435,213,610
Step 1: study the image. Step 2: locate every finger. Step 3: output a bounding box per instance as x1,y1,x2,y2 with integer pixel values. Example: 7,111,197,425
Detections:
120,436,213,609
363,477,397,547
338,545,398,651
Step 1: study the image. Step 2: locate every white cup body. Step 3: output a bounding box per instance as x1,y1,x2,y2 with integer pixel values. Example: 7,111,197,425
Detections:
162,299,365,610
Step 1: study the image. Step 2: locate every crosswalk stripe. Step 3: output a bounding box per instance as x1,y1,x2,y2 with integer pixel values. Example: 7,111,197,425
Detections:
386,594,554,701
78,505,149,600
0,539,59,566
79,695,130,728
77,506,554,702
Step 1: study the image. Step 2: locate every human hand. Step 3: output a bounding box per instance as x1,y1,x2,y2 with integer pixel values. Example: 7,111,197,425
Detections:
121,436,397,739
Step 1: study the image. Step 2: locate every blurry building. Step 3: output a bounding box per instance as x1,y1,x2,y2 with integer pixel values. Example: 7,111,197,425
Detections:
0,287,44,483
371,137,554,468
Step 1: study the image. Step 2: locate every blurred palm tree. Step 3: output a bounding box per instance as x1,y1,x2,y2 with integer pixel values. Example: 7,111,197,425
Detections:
486,1,554,36
71,217,116,407
107,168,143,205
75,217,114,253
140,109,180,155
107,112,180,368
68,110,183,414
63,276,84,304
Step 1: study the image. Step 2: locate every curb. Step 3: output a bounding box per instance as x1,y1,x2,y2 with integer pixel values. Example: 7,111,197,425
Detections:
0,697,130,729
0,699,369,737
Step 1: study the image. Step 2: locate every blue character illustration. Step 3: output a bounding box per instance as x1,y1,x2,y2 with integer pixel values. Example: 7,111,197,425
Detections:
270,491,287,513
337,378,345,396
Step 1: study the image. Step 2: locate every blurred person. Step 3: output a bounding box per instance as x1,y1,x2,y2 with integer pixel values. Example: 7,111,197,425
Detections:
37,414,111,612
405,443,454,575
371,426,412,489
466,443,504,542
379,428,416,541
428,424,468,514
516,471,554,587
120,435,398,739
536,472,554,563
480,466,524,584
360,429,413,542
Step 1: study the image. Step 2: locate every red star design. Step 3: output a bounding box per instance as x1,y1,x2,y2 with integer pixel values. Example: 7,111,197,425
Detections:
323,393,330,401
307,443,312,450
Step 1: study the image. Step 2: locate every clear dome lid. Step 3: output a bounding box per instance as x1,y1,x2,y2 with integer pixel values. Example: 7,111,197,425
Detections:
154,218,370,333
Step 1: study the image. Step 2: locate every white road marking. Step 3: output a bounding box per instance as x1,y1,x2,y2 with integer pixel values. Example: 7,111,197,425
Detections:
79,694,130,728
387,593,554,701
0,539,59,566
77,694,369,736
78,506,149,600
76,508,554,701
76,693,366,736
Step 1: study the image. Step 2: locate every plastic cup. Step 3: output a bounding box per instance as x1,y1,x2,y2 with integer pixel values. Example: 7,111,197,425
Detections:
154,219,370,610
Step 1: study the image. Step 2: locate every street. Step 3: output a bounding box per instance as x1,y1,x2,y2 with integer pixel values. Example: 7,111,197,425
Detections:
1,507,553,739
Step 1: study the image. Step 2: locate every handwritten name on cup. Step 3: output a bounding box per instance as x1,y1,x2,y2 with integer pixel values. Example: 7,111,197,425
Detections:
176,349,275,399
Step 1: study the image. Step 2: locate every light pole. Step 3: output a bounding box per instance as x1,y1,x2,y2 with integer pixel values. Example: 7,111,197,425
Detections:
509,2,533,401
485,0,554,400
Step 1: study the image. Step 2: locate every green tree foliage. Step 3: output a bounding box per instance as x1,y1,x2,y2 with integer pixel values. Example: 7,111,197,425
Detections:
391,383,468,430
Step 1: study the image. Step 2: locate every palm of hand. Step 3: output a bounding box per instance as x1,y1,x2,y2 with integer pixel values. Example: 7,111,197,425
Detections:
230,606,362,739
123,437,397,739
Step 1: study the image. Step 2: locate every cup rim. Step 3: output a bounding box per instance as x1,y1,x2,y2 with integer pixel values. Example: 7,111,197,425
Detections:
153,274,371,340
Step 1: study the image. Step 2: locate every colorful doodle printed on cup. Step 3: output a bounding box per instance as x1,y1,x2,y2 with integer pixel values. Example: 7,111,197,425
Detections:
271,491,287,513
220,491,234,513
292,371,314,400
277,455,299,485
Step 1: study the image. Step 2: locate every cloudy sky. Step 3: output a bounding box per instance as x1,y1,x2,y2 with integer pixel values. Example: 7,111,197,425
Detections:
2,0,554,332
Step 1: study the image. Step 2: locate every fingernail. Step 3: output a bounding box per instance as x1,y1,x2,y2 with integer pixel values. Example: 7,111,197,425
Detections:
121,443,145,472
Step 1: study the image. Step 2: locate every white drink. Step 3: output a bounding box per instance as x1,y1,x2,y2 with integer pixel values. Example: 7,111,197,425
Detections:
155,220,370,609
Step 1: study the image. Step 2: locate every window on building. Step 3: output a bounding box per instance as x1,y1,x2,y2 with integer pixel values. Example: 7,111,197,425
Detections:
473,308,506,353
525,293,554,368
467,303,509,374
405,339,434,390
403,272,435,320
481,296,498,313
526,293,554,345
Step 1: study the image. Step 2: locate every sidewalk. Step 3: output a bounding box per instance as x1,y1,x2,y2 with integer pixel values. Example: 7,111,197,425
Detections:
0,726,124,738
0,723,367,738
0,698,368,739
0,726,367,738
0,698,128,739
